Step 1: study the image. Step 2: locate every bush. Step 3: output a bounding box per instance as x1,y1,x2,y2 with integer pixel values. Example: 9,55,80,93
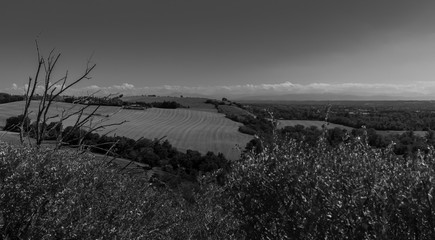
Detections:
224,135,435,239
238,125,257,135
3,114,30,132
151,101,184,109
0,143,239,239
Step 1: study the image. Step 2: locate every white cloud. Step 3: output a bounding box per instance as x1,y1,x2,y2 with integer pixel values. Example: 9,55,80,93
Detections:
3,81,435,100
112,83,135,90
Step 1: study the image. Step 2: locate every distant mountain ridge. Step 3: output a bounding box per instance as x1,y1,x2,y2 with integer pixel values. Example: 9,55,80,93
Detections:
129,91,433,102
231,93,432,101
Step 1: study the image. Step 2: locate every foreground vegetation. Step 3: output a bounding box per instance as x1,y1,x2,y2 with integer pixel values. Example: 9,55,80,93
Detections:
0,143,240,239
2,127,435,239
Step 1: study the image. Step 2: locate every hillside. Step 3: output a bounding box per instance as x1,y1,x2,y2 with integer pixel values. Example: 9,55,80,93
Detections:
0,101,252,159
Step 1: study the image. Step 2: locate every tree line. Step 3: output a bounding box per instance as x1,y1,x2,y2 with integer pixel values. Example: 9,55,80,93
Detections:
270,124,435,158
0,93,24,104
248,101,435,131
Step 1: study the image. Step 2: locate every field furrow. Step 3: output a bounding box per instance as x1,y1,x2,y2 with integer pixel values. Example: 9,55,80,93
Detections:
0,102,252,159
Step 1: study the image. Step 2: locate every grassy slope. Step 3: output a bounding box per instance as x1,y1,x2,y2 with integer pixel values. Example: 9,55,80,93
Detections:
0,101,252,159
217,105,255,119
62,108,252,159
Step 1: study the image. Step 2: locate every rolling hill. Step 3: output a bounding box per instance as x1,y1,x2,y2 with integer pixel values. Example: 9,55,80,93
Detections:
0,101,252,159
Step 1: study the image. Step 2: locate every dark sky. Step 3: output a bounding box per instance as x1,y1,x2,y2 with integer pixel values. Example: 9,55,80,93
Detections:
2,0,435,98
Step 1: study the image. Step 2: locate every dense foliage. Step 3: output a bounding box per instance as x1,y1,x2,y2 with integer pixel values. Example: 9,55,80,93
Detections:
3,128,435,239
278,124,434,157
150,101,185,109
3,124,435,239
225,133,435,239
0,143,240,239
204,99,272,136
3,114,30,132
127,101,186,109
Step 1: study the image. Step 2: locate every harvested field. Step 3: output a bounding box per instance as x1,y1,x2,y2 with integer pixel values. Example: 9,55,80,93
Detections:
63,108,251,159
0,101,252,159
277,120,354,131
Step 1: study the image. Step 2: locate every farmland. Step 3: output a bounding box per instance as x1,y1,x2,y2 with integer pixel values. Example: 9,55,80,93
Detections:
64,108,251,159
277,119,354,131
277,119,427,137
0,101,252,159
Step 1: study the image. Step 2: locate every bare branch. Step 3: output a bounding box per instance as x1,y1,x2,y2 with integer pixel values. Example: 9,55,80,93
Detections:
19,40,127,161
20,41,43,144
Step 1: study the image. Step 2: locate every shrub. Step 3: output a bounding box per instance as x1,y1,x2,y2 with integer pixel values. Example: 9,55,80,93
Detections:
238,125,257,135
3,114,30,132
224,135,435,239
0,143,239,239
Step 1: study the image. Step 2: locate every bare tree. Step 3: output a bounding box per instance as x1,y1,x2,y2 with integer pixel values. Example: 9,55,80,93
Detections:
20,40,125,149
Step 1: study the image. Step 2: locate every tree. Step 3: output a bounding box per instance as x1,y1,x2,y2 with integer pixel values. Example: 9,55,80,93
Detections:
4,115,30,132
20,41,125,148
20,41,94,146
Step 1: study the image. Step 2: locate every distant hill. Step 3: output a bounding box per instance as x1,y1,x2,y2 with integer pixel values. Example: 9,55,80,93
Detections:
234,93,429,101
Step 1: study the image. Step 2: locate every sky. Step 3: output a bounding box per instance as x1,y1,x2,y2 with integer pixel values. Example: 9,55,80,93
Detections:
1,0,435,100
